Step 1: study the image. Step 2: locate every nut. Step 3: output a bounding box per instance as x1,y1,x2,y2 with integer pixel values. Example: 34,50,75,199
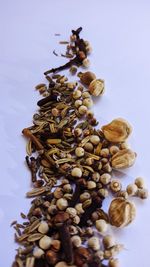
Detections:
89,79,105,96
111,149,136,169
108,197,136,227
90,135,100,145
101,118,132,143
80,71,96,86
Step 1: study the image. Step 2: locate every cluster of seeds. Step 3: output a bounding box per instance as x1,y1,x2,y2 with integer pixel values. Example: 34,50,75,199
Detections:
11,28,148,267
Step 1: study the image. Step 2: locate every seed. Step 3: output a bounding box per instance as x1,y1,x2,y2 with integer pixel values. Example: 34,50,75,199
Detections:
126,184,138,196
71,167,82,178
75,147,85,157
71,235,82,247
56,198,68,210
100,173,111,185
82,58,90,68
73,90,82,99
38,221,49,234
96,219,108,233
103,235,115,249
87,181,96,189
135,177,145,189
110,180,122,193
39,235,52,250
74,99,82,108
137,188,148,199
78,105,88,115
90,135,100,145
88,236,100,251
33,247,44,258
82,98,93,108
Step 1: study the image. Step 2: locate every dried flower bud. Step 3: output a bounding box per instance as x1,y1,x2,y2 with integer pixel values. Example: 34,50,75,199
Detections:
80,71,96,86
101,118,132,143
111,149,136,169
89,79,105,96
108,198,136,227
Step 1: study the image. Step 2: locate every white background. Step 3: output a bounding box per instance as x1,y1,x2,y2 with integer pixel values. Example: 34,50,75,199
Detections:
0,0,150,266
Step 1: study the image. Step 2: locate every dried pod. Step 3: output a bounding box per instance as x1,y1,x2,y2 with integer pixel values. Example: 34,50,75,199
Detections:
108,197,136,227
79,71,96,86
101,118,132,143
89,79,105,96
111,149,136,169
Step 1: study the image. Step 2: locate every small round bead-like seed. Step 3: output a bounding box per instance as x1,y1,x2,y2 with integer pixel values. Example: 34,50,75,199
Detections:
71,167,82,177
75,147,85,157
82,91,91,98
84,142,94,152
88,236,100,251
78,105,88,115
71,235,82,247
87,180,96,189
82,58,90,68
38,221,49,234
126,184,138,196
92,172,100,182
90,135,100,145
103,235,115,249
100,173,111,185
73,90,82,99
96,219,108,233
82,98,93,108
39,235,52,250
74,99,82,108
98,188,109,198
75,203,84,214
109,258,120,267
66,207,77,218
56,198,68,210
135,177,145,189
80,192,91,202
100,148,109,157
33,247,44,258
109,146,119,155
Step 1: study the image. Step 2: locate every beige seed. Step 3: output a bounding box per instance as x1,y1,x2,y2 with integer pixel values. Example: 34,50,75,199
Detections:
90,135,100,145
100,173,111,185
82,98,93,108
71,167,82,178
56,198,68,210
82,58,90,68
39,235,52,250
103,235,115,249
33,247,44,258
88,236,100,251
96,219,108,233
73,90,82,99
137,188,149,199
38,221,49,234
74,99,82,108
109,258,120,267
110,180,122,193
135,177,145,189
66,207,77,218
87,181,96,189
71,235,82,247
126,184,138,196
75,203,84,214
75,147,85,157
78,105,88,115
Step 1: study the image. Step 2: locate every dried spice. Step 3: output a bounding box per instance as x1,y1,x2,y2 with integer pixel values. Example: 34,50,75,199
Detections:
11,27,148,267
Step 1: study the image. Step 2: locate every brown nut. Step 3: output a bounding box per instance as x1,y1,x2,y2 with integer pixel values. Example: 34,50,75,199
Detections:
108,197,136,227
101,118,132,143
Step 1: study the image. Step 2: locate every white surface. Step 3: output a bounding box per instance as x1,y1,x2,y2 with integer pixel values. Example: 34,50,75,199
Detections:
0,0,150,266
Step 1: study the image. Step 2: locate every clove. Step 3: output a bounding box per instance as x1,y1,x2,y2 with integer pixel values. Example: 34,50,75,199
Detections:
53,212,73,264
25,156,38,183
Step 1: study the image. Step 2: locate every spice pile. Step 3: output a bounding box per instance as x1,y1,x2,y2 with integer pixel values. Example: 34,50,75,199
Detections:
11,28,148,267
